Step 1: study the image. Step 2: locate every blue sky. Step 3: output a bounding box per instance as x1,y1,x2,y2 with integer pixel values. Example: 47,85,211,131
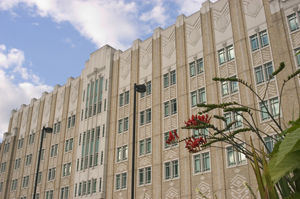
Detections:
0,0,212,141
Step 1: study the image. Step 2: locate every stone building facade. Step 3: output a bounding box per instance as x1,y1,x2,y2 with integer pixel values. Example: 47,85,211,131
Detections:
1,0,300,198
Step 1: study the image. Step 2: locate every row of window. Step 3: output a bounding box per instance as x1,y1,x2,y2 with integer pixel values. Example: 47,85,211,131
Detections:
76,178,102,196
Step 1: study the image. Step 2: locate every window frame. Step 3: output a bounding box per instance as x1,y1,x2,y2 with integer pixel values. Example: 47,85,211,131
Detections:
138,166,152,186
193,151,211,175
164,159,179,181
226,144,247,167
115,172,127,191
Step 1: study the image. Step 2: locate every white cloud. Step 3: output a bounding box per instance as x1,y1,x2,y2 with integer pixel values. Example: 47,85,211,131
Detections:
140,0,168,27
63,38,75,48
31,22,39,25
0,0,141,50
0,45,52,142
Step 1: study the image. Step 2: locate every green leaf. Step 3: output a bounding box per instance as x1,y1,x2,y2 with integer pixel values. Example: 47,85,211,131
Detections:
283,192,300,199
276,127,300,167
269,151,300,183
281,125,300,136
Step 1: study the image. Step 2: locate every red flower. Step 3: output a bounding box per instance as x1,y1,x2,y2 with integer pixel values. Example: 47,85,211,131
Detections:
166,130,178,145
184,135,207,153
184,114,211,128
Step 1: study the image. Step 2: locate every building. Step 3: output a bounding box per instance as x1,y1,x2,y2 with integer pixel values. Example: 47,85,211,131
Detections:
1,0,300,198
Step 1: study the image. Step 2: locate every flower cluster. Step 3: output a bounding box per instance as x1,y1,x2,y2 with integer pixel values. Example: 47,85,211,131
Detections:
185,136,207,153
184,114,211,128
166,129,179,145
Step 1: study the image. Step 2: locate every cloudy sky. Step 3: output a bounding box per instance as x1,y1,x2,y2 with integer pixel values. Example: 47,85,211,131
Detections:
0,0,214,142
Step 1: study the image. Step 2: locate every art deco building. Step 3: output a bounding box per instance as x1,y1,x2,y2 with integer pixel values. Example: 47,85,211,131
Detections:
1,0,300,198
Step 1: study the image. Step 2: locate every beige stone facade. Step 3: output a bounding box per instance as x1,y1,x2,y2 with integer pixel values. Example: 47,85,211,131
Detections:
1,0,300,198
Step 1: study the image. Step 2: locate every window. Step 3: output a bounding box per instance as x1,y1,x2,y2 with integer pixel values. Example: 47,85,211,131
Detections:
146,108,151,124
72,115,76,127
60,187,69,199
83,181,86,194
11,179,17,191
189,58,203,77
25,154,32,166
45,190,53,199
99,178,102,192
118,117,129,133
139,138,151,156
165,160,179,180
295,48,300,67
78,183,82,196
88,180,91,194
0,162,6,173
92,179,97,193
22,175,29,188
191,88,206,107
125,91,130,105
67,116,71,128
36,171,42,184
260,97,279,120
164,99,177,117
62,163,71,177
164,131,178,149
259,30,269,47
255,62,274,84
140,111,145,126
65,138,73,152
48,168,56,181
117,145,128,162
57,122,61,133
164,73,169,88
264,134,280,153
218,49,226,65
116,172,127,190
288,13,299,32
138,167,151,185
170,70,176,85
227,144,246,166
18,138,24,149
3,142,9,153
101,151,104,165
193,129,209,138
224,111,242,129
226,45,235,61
218,45,235,65
50,144,58,157
74,184,77,197
20,197,27,199
15,158,21,170
119,93,124,107
250,34,259,51
194,152,211,174
146,81,151,95
28,133,35,145
0,182,3,193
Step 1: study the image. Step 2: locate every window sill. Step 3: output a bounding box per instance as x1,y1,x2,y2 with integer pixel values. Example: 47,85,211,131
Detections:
226,162,247,169
137,183,152,188
163,177,180,182
193,170,211,176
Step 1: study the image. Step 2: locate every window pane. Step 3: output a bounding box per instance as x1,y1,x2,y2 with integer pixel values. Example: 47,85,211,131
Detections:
296,48,300,67
250,34,259,51
203,152,210,171
117,148,121,162
116,175,120,190
227,146,235,166
165,162,170,179
170,70,176,85
270,98,279,117
146,167,151,184
259,30,269,47
164,73,169,88
288,13,299,31
194,155,201,173
260,101,270,120
172,160,179,178
164,102,169,117
222,81,229,96
140,111,144,126
227,45,234,61
191,91,197,107
218,49,226,64
139,140,144,155
171,99,177,115
190,62,196,77
123,146,128,160
121,173,127,189
234,112,242,128
146,138,151,154
264,137,274,153
197,59,203,74
199,88,206,104
264,62,274,81
139,169,144,185
255,66,264,84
